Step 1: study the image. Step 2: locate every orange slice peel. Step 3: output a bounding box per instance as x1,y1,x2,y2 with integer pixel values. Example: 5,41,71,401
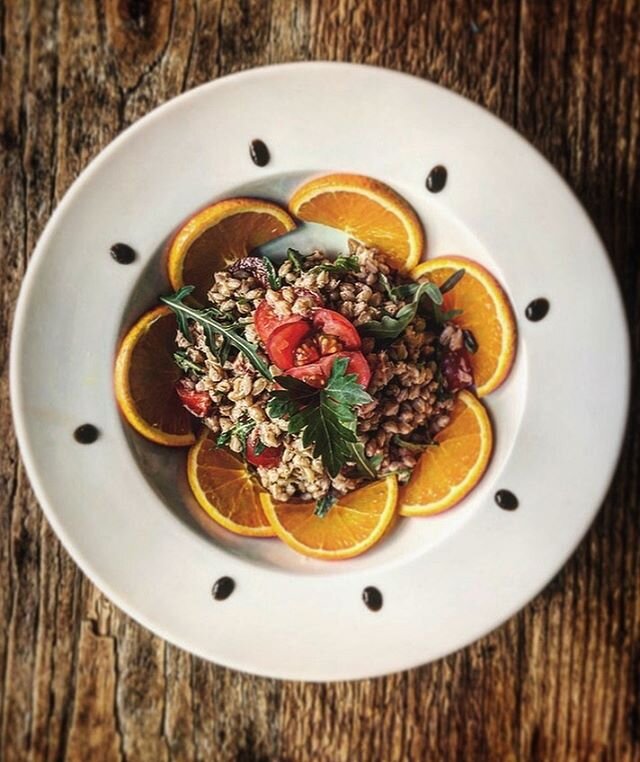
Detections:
167,197,296,303
399,390,493,516
412,256,517,396
114,306,195,447
187,431,275,537
289,173,424,272
260,475,398,559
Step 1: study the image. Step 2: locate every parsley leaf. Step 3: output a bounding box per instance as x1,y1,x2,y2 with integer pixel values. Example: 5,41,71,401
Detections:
161,287,273,380
265,357,377,478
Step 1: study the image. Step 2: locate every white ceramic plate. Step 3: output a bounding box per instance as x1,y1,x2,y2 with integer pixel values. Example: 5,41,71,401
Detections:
11,63,629,681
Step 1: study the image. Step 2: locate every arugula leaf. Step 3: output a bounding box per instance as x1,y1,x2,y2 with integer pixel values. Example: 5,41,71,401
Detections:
359,282,442,340
216,419,255,448
433,305,464,324
311,254,359,275
422,281,444,305
315,491,339,518
378,272,397,302
390,282,419,300
262,257,281,289
173,351,204,375
463,329,479,354
439,268,465,294
161,288,273,380
349,442,380,479
253,439,266,455
392,435,438,453
287,248,307,273
169,285,195,336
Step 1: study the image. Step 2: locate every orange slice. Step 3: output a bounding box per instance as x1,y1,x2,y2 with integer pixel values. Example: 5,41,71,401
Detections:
260,476,397,560
412,256,517,396
187,431,274,537
399,391,492,516
114,306,195,446
289,173,424,271
167,197,296,303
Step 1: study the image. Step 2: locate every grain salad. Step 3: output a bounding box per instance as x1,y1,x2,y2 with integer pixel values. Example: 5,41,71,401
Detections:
165,239,475,511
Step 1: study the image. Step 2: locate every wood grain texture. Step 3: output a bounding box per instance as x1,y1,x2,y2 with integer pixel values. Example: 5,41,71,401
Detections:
1,0,638,759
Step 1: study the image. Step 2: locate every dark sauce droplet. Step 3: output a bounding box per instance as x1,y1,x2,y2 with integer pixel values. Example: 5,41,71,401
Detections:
525,298,550,322
110,242,136,265
426,164,447,193
74,424,99,444
249,139,270,167
212,576,235,601
362,586,383,612
495,490,519,511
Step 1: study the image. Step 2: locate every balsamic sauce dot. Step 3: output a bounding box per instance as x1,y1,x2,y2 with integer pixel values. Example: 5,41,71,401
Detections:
525,298,550,322
110,243,136,264
495,490,519,511
362,586,383,612
73,424,99,444
212,576,235,601
426,165,447,193
249,139,270,167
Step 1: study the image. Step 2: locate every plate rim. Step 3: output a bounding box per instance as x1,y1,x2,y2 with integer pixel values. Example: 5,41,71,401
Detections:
10,61,631,681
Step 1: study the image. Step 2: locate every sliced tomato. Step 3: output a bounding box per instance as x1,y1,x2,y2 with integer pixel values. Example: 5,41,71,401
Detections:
175,379,212,418
283,361,326,388
318,351,371,388
293,338,321,366
246,434,282,468
253,301,305,345
312,308,361,350
266,320,313,370
284,351,371,389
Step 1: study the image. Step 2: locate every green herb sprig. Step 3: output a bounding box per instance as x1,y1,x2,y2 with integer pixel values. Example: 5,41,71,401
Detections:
314,490,339,518
217,418,255,448
173,351,205,375
161,286,273,380
392,435,438,453
262,257,281,289
359,281,442,340
310,254,360,276
287,248,308,273
267,357,378,478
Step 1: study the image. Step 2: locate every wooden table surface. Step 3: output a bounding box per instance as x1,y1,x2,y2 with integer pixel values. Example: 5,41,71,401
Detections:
2,1,639,760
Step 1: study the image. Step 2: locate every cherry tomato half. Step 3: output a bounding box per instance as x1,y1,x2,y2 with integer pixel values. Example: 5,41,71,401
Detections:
253,301,304,345
266,320,313,370
283,351,371,389
175,378,212,418
283,361,326,388
245,434,282,468
312,308,361,350
318,351,371,388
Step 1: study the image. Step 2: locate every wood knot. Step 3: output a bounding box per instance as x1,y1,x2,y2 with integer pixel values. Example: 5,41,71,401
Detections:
118,0,152,35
